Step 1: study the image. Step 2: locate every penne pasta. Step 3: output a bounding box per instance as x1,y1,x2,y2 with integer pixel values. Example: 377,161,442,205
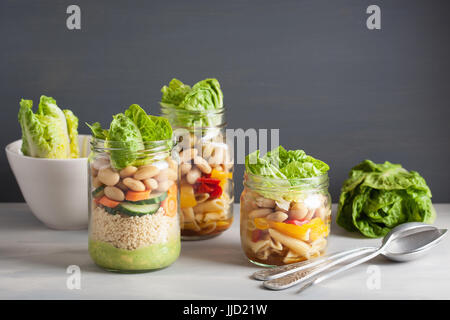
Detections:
268,228,312,257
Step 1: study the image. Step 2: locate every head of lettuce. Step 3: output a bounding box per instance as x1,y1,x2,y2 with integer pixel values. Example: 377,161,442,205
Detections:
18,95,79,159
336,160,436,238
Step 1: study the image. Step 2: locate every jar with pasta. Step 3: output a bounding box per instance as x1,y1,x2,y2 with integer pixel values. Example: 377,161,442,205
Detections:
240,146,331,266
87,105,180,272
160,78,234,240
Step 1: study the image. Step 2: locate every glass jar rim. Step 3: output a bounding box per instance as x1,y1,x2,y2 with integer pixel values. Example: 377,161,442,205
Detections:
244,171,329,191
160,103,226,116
160,103,227,129
90,137,173,153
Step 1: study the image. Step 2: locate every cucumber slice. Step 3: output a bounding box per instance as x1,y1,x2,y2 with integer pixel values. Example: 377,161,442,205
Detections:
103,205,119,215
92,186,105,198
117,202,161,216
125,192,168,205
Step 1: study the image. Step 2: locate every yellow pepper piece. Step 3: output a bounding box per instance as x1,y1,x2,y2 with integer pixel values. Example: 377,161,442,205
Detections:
268,218,326,241
180,184,197,209
210,169,232,189
254,217,269,230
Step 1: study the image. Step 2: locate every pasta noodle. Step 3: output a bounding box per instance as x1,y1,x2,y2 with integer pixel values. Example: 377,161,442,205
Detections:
193,199,227,215
195,193,210,203
268,228,312,257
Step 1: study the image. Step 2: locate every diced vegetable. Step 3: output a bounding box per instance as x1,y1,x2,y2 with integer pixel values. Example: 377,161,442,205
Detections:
98,196,120,208
162,184,177,217
268,218,326,241
254,217,269,230
252,229,262,242
180,184,197,208
117,202,160,216
125,192,167,205
125,189,151,202
92,186,105,198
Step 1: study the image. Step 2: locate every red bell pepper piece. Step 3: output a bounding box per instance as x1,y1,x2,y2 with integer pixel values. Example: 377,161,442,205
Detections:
208,184,223,199
285,219,310,226
196,177,221,185
252,229,262,242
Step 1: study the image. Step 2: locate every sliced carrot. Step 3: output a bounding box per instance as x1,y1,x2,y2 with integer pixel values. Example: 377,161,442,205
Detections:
98,196,120,208
163,184,177,217
125,189,151,202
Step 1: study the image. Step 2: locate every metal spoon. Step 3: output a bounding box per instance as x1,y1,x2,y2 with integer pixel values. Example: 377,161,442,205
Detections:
263,222,447,290
255,223,437,282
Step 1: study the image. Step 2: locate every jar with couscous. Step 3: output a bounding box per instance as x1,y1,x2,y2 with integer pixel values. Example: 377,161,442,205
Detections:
87,105,180,272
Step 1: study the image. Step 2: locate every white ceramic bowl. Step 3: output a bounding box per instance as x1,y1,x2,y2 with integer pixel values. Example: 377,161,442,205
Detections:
6,135,91,230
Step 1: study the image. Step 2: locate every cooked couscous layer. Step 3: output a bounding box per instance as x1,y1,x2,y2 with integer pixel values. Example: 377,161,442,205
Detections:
89,204,179,250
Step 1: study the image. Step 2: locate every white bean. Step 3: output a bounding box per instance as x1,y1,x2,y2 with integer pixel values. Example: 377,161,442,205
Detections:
98,168,120,186
255,197,276,208
119,166,138,178
156,179,174,193
193,156,211,174
248,208,273,219
134,165,160,180
123,177,146,192
180,163,192,176
289,202,309,220
267,211,289,222
186,168,201,184
104,186,125,202
143,178,158,190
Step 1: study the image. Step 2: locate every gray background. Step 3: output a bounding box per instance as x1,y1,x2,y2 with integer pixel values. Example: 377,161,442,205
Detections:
1,0,449,202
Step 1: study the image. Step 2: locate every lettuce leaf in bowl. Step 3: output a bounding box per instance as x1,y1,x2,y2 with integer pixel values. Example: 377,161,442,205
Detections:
336,160,435,238
18,96,79,159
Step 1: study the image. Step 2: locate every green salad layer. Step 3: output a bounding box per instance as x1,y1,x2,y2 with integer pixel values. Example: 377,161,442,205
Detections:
160,78,224,127
245,146,330,183
87,104,173,169
244,146,330,201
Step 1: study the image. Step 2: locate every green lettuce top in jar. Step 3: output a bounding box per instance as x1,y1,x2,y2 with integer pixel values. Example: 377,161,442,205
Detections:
87,104,180,272
160,78,234,240
240,146,331,267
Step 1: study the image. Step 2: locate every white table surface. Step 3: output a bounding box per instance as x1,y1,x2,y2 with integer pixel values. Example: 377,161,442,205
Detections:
0,203,448,300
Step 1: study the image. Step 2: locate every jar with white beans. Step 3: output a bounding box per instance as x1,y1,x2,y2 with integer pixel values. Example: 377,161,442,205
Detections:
161,105,234,240
88,138,180,272
240,172,331,266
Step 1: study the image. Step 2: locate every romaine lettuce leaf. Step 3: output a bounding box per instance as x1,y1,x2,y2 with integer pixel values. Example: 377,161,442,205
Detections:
336,160,435,238
160,78,224,127
63,109,79,158
18,96,78,159
88,104,174,169
107,113,144,169
86,122,108,140
160,78,191,108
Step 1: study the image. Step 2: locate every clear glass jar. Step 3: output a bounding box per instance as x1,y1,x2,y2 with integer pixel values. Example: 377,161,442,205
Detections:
88,138,180,272
161,105,234,240
240,172,331,267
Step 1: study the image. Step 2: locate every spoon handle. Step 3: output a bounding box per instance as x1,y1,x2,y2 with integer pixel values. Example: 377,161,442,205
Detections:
263,247,377,290
297,248,383,293
253,247,376,281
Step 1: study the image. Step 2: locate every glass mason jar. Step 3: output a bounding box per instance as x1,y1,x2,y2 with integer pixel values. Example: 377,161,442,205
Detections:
161,105,234,240
88,138,180,272
240,172,331,267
